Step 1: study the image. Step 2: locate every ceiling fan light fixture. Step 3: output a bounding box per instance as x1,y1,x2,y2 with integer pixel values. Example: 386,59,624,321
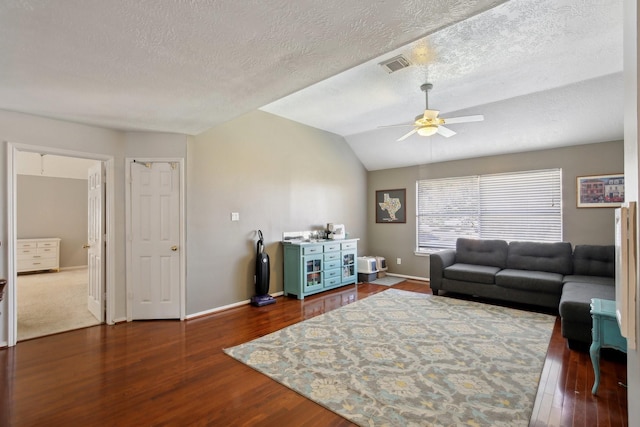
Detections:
417,125,438,137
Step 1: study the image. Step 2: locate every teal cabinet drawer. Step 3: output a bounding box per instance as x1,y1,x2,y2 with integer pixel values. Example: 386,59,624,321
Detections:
341,241,357,250
324,268,341,279
324,243,341,252
324,276,341,287
325,259,340,270
303,245,323,255
324,252,340,262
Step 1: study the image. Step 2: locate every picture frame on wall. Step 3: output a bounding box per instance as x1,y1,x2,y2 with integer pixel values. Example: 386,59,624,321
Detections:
576,173,625,208
376,189,406,223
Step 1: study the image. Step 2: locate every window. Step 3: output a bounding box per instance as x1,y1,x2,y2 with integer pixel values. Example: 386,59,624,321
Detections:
417,168,562,251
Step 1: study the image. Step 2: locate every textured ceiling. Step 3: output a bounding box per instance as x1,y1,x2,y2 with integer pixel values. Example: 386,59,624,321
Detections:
263,0,624,170
0,0,505,135
0,0,624,171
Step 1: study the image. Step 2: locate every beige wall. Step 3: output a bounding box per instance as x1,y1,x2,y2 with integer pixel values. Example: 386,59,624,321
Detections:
368,140,624,279
186,110,367,314
0,109,126,345
0,109,366,342
17,175,88,268
623,0,639,421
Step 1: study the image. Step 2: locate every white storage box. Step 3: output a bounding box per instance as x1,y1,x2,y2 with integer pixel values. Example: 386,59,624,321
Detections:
357,256,378,274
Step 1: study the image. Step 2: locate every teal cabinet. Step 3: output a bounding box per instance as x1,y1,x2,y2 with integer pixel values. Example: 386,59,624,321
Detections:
590,298,627,395
283,239,359,299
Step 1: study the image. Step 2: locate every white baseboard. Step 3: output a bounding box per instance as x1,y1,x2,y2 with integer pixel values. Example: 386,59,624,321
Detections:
186,291,285,320
385,273,429,282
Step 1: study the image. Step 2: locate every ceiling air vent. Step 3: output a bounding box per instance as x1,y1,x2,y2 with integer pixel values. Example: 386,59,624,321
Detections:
379,55,411,73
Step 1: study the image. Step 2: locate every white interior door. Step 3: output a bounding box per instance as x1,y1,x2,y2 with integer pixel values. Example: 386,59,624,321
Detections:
130,161,181,319
87,162,104,322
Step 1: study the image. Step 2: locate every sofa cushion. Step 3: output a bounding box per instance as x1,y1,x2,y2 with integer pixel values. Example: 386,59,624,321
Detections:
444,263,500,284
506,241,573,275
572,245,615,277
455,238,508,268
495,269,564,294
559,282,616,323
562,275,615,286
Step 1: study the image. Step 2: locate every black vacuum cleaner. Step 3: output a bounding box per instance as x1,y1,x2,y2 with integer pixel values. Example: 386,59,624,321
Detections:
250,230,276,307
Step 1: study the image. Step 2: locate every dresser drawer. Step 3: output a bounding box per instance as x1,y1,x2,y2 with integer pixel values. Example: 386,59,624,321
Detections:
341,241,357,250
324,268,341,279
303,245,323,255
325,259,340,270
17,241,37,250
324,252,340,262
18,251,56,261
17,248,37,258
17,258,58,271
324,243,341,252
324,276,342,287
37,247,58,257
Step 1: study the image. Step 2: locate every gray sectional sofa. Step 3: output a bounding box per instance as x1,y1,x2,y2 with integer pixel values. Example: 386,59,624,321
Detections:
430,238,615,349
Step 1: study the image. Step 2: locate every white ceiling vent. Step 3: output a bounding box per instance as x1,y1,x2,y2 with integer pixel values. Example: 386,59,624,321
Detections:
379,55,411,73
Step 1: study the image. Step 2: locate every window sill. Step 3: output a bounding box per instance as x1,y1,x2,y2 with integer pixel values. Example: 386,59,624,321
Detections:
414,249,446,256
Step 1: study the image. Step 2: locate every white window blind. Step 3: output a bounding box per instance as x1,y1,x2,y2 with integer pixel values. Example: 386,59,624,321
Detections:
479,169,562,241
417,176,480,250
417,168,562,251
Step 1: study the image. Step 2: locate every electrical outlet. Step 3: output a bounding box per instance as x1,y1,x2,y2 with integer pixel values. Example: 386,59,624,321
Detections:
231,212,240,221
397,258,401,265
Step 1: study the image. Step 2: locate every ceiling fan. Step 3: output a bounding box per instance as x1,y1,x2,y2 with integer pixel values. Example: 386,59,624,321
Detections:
382,83,484,141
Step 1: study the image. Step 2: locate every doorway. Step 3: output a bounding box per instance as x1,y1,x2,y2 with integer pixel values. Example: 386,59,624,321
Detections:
6,143,116,347
14,153,100,340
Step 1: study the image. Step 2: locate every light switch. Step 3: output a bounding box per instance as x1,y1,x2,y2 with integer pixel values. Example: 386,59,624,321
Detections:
231,212,240,221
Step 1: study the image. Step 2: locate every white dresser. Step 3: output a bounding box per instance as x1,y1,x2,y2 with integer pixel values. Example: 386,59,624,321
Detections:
17,238,61,273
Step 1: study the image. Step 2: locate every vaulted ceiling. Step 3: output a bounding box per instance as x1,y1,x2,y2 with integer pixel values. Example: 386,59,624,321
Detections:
0,0,623,170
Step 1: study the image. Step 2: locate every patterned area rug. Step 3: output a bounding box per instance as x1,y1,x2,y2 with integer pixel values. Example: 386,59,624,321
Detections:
224,289,555,426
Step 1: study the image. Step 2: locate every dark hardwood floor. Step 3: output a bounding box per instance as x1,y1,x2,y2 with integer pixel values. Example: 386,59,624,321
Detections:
0,281,628,426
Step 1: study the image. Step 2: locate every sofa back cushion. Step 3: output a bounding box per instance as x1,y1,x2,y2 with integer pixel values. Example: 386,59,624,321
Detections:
456,238,508,268
573,245,615,277
507,241,573,275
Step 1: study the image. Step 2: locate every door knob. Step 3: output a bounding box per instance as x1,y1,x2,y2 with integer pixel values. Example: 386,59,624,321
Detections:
83,244,91,249
171,245,178,251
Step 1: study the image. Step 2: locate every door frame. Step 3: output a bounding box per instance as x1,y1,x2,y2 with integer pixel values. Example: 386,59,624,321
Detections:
125,157,186,321
6,142,116,347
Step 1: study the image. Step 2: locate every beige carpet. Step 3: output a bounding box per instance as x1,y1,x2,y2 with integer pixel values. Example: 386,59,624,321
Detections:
18,268,101,341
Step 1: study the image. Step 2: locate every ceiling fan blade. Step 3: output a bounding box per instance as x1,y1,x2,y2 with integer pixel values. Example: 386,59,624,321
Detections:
441,114,484,124
437,126,456,138
397,128,417,142
378,122,414,129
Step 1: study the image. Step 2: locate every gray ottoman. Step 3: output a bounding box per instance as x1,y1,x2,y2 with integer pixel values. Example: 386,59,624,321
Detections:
559,281,615,348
